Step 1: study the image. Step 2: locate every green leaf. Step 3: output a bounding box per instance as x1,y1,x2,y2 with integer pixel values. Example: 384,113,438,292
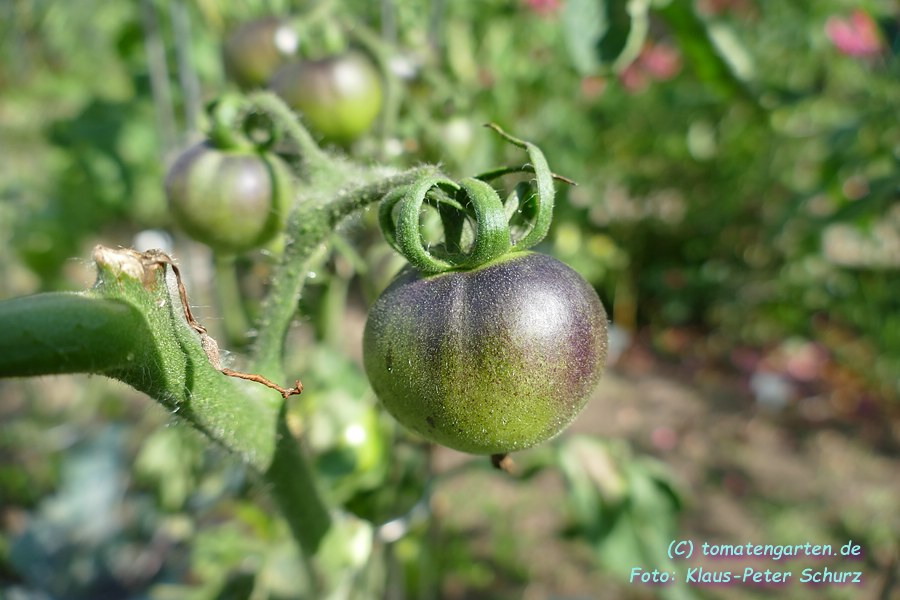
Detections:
558,436,691,598
655,1,758,104
563,0,651,74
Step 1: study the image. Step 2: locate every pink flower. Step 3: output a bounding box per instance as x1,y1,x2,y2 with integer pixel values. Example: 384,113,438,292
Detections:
825,10,883,58
524,0,561,16
639,43,682,80
619,62,650,93
580,75,608,100
618,42,682,93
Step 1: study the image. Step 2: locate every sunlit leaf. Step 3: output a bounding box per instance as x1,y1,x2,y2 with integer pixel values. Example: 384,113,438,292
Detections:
655,1,758,104
563,0,651,74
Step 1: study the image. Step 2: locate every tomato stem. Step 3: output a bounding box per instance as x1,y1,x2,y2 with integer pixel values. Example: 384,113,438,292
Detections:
213,254,252,347
247,91,334,174
344,21,402,157
0,293,145,377
249,165,442,379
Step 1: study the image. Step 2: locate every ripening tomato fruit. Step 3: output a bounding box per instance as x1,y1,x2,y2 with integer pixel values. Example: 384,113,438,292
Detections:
363,251,608,455
165,142,292,254
269,51,384,144
223,17,300,89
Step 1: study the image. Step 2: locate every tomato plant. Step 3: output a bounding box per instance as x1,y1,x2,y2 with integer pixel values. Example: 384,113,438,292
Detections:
269,51,383,143
11,2,900,598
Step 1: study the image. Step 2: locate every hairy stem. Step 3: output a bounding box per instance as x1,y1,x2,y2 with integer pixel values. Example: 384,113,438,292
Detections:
247,91,333,174
0,279,279,471
250,165,440,377
0,248,333,558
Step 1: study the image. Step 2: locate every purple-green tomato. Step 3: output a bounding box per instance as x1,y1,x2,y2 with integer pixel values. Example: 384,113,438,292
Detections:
165,142,292,254
269,51,383,144
363,251,608,455
223,17,300,89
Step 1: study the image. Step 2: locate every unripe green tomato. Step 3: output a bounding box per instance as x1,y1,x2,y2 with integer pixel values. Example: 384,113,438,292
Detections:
165,142,292,254
439,116,477,161
363,251,608,455
269,51,384,144
223,17,299,89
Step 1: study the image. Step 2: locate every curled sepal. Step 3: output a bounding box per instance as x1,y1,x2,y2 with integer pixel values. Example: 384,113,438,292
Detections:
379,177,457,274
379,175,512,274
480,124,556,251
207,93,281,152
208,94,253,151
456,178,514,268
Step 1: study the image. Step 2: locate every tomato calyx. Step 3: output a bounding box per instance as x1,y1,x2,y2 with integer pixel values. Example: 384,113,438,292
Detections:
207,94,282,154
378,125,561,274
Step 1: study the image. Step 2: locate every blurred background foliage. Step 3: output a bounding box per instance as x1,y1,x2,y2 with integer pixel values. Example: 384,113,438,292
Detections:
1,0,898,598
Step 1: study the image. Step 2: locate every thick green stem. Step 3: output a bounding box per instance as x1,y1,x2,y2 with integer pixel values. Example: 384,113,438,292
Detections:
267,411,333,558
250,165,440,377
0,276,278,472
0,248,333,561
0,293,145,377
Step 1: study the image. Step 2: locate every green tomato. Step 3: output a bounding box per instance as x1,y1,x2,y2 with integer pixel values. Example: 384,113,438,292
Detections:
165,142,292,254
269,51,384,144
363,251,608,455
223,17,299,89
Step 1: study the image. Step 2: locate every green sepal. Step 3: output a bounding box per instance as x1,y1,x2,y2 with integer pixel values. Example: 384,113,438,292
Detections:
478,125,556,252
207,93,283,153
455,177,513,268
378,174,513,274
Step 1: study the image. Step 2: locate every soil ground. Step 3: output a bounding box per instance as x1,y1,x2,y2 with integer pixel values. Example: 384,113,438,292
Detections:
428,340,900,600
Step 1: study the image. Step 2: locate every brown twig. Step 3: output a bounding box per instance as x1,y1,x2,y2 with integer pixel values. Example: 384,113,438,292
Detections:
140,250,206,334
221,369,303,399
137,248,303,398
